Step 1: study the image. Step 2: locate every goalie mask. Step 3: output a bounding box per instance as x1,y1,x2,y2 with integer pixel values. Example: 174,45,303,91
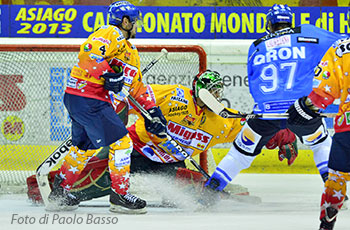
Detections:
108,1,141,27
193,70,223,100
266,4,293,33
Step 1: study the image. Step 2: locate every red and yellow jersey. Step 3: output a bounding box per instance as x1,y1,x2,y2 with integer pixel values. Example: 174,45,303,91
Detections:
309,37,350,132
128,84,245,163
65,25,153,110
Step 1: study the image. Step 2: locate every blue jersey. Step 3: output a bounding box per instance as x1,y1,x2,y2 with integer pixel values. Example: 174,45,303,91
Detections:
247,24,344,114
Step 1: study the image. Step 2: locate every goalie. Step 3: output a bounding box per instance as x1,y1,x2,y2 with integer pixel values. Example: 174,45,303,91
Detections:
28,70,297,205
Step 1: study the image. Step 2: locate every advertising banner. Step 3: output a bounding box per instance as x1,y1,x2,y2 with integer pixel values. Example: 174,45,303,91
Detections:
0,6,349,39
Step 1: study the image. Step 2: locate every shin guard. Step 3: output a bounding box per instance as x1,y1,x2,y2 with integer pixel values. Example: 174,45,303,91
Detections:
108,134,133,195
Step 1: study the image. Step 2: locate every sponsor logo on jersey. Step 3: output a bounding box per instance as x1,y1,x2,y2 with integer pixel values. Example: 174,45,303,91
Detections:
170,88,189,104
67,76,78,88
345,91,350,103
265,35,291,50
235,126,261,153
167,121,212,150
297,37,319,43
322,71,331,80
170,96,188,104
109,58,138,79
241,128,255,145
319,60,329,67
253,46,306,65
302,126,326,145
117,35,125,42
181,115,196,126
169,105,187,113
335,42,350,57
312,79,322,88
346,112,350,125
124,51,131,61
256,27,297,45
124,76,133,85
92,37,111,46
84,43,92,52
337,114,345,126
71,68,83,77
77,81,87,90
89,53,104,63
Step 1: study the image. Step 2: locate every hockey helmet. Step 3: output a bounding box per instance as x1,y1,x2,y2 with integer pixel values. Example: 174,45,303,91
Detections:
266,4,293,33
193,70,223,100
108,1,141,26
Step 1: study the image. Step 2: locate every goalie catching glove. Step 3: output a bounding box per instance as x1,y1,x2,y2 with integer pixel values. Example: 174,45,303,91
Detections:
101,66,124,94
143,106,167,139
287,96,321,125
265,129,298,166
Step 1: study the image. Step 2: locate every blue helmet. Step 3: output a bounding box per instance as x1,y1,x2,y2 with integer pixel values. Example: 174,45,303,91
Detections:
108,1,141,26
266,4,293,33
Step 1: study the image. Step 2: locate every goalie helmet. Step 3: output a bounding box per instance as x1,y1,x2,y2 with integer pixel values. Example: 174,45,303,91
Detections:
193,70,223,100
108,1,141,26
266,4,293,33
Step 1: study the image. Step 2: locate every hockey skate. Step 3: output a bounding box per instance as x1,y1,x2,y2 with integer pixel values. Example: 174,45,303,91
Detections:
341,195,349,210
109,191,147,214
198,178,222,207
46,174,80,211
319,207,338,230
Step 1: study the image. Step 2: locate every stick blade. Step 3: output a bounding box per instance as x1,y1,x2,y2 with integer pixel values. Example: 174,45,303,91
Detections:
198,89,224,115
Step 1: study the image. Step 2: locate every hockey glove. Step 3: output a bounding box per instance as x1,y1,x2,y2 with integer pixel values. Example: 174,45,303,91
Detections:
278,139,298,166
101,71,124,94
287,96,320,125
143,107,167,139
265,129,298,166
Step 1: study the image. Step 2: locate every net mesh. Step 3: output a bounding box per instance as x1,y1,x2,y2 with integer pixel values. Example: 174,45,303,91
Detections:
0,45,207,192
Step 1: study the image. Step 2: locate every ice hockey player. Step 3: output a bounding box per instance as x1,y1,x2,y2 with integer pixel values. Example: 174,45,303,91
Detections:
47,1,167,214
288,11,350,230
128,70,297,176
28,70,298,204
202,4,345,201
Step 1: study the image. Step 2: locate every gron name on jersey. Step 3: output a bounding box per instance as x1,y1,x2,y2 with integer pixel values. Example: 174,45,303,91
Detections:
253,46,305,65
45,139,72,167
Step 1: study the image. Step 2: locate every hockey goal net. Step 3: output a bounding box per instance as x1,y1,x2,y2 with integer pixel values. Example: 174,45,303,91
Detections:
0,44,209,193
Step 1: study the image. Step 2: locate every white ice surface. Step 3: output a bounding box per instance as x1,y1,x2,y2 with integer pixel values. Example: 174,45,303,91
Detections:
1,174,349,230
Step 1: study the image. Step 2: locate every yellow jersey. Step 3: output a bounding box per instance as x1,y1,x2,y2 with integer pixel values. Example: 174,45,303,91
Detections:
309,38,350,133
65,25,153,110
128,84,245,163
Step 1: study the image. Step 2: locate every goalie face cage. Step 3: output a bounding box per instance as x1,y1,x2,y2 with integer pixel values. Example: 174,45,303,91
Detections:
0,44,208,192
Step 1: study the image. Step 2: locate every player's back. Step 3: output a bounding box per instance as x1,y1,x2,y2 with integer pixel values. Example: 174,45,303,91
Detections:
248,24,343,114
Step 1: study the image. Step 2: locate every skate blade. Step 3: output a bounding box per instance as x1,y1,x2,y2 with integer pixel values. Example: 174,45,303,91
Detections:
45,201,79,211
109,204,147,214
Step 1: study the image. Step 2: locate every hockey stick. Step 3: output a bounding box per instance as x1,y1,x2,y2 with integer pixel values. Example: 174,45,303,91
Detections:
36,136,73,206
199,88,337,119
36,48,169,207
141,48,168,75
121,87,211,180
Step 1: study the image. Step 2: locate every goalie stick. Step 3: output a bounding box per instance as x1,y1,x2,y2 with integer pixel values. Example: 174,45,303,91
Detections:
36,48,169,207
198,88,337,119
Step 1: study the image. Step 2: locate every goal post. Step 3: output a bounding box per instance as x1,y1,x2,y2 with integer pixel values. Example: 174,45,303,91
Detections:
0,44,208,190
